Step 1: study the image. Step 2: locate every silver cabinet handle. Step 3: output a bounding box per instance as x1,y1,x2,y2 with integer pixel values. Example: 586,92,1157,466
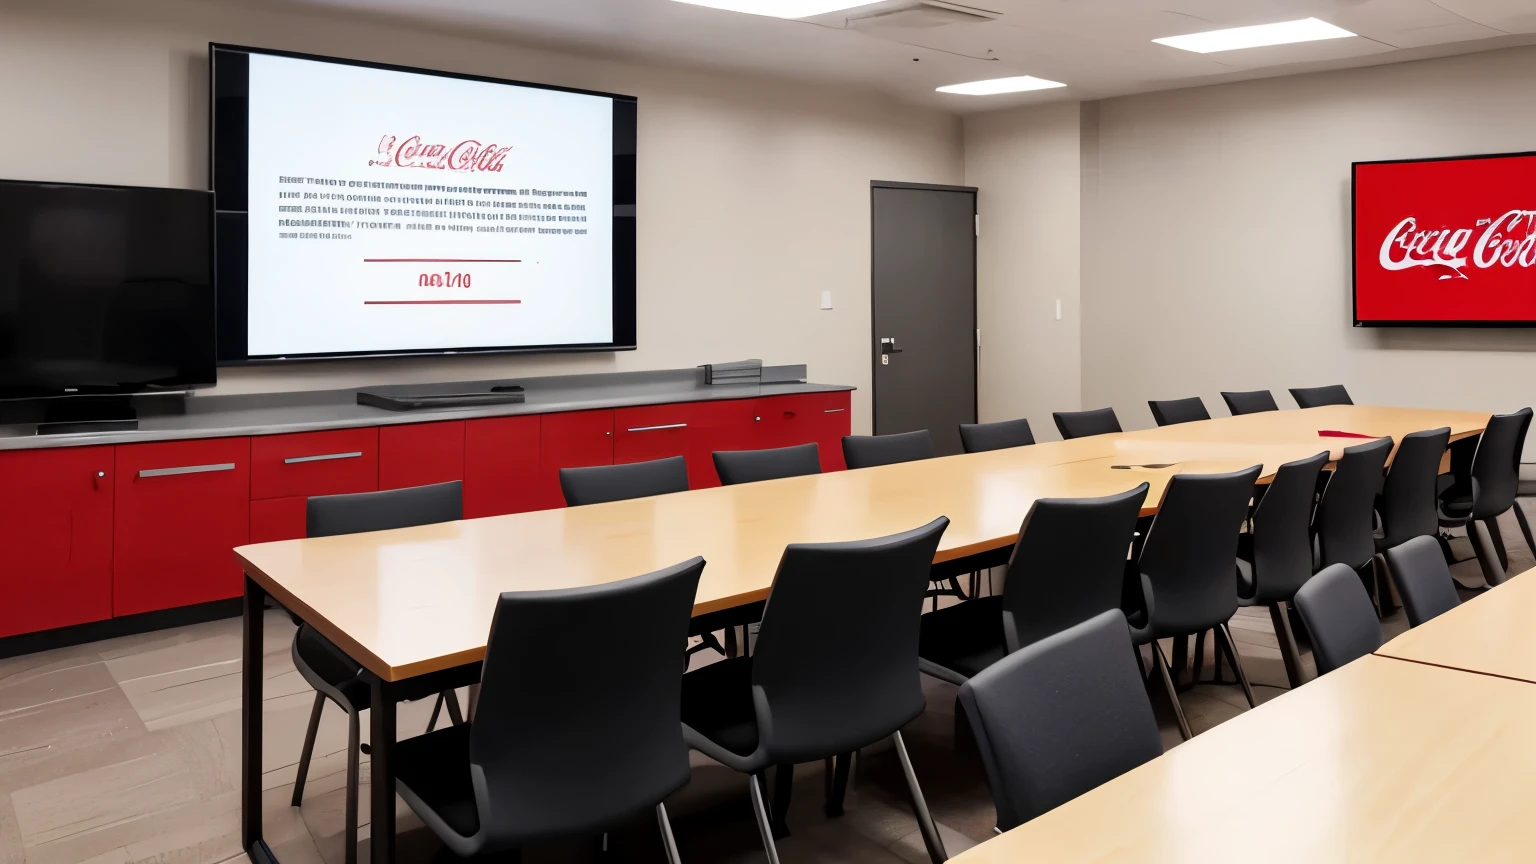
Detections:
284,451,363,465
626,423,687,432
823,408,846,413
139,462,236,479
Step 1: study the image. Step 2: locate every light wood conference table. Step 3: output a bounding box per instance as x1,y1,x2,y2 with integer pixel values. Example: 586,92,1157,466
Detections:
234,403,1488,864
1377,565,1536,682
946,654,1536,864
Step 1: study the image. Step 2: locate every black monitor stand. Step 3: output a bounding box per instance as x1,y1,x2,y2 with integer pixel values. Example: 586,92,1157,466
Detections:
36,396,140,435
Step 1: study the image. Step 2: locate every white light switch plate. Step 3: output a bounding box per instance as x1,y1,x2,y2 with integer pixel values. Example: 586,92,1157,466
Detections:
821,290,833,310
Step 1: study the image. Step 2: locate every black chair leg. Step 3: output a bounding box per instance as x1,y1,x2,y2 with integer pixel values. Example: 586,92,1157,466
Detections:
1152,641,1192,741
1515,502,1536,561
749,774,783,864
656,803,682,864
724,626,739,658
770,762,794,838
292,691,325,806
1436,532,1459,566
1189,630,1206,690
345,708,360,864
893,730,947,863
426,692,444,733
443,689,464,725
1487,515,1511,572
825,751,852,817
1216,623,1257,708
1468,519,1507,587
1268,601,1305,689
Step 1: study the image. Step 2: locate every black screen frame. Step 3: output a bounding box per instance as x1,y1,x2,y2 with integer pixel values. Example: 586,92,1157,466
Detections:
209,43,638,364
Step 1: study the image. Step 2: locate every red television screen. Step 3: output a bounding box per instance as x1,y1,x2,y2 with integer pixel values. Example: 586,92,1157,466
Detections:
1354,152,1536,326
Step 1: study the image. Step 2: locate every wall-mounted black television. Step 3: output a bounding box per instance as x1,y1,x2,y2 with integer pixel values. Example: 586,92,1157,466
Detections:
209,44,638,364
0,179,215,399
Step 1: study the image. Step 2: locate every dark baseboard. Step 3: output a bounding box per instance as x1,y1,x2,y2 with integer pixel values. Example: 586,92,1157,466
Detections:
0,599,244,661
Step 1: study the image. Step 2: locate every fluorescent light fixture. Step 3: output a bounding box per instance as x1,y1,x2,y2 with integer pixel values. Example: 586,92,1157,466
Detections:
669,0,884,19
1153,17,1355,53
936,76,1067,96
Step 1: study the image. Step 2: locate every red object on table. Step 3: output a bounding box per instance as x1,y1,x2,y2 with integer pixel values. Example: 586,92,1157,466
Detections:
1318,430,1378,439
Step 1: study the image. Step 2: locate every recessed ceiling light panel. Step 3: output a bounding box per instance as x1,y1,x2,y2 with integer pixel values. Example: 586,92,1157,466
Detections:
1152,17,1356,54
936,75,1066,95
669,0,886,19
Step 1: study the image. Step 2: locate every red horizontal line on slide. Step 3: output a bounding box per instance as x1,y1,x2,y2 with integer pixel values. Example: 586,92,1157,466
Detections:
362,258,521,263
363,300,522,305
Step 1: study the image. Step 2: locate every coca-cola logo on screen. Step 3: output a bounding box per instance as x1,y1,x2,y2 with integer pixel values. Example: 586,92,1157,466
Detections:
1379,209,1536,280
369,135,511,173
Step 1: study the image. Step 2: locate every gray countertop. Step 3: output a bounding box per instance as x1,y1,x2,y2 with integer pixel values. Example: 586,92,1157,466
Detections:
0,367,854,451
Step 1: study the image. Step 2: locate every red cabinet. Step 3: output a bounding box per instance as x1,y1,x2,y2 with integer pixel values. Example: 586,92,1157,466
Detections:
113,438,250,616
685,399,765,488
251,428,378,500
540,410,613,507
0,447,115,637
379,421,465,490
613,404,697,484
464,416,542,518
249,497,309,544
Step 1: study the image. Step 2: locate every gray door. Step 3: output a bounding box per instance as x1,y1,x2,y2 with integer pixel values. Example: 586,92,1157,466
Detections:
871,182,977,456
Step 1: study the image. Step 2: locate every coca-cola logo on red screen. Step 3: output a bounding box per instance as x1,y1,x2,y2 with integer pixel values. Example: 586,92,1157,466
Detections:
1379,210,1536,280
369,135,511,173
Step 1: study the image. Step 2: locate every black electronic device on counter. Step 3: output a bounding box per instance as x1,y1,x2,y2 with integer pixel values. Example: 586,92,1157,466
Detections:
357,385,525,412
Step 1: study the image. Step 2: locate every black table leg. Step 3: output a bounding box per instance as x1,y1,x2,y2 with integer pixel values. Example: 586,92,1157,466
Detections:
370,673,398,864
243,575,279,864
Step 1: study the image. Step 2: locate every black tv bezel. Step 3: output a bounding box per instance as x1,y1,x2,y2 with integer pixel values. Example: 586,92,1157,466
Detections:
209,43,639,365
0,177,216,400
1352,149,1536,329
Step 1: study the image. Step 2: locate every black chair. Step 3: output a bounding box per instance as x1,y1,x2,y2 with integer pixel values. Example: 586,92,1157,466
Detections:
1383,535,1461,628
394,557,705,862
1376,428,1451,552
560,455,690,506
1439,408,1535,587
1293,563,1382,675
958,610,1162,833
713,443,821,486
1290,385,1354,409
1129,466,1262,740
680,518,952,864
841,430,934,469
1314,437,1393,612
1148,397,1211,427
1053,408,1122,440
292,481,473,864
959,418,1035,453
1220,390,1279,416
918,484,1148,685
1237,451,1327,689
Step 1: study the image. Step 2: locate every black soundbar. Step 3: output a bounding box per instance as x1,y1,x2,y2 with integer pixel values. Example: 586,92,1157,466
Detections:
357,386,525,412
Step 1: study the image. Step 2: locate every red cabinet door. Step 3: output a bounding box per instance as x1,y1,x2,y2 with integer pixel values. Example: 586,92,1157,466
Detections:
464,415,542,518
379,421,465,491
0,447,115,637
249,496,308,544
613,405,696,479
113,438,251,616
687,399,764,488
806,391,853,471
250,428,378,500
540,410,613,507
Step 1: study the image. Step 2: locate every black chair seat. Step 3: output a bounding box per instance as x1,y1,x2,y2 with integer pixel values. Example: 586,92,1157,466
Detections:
918,596,1007,685
1438,485,1474,520
680,657,760,763
394,723,480,838
294,624,370,711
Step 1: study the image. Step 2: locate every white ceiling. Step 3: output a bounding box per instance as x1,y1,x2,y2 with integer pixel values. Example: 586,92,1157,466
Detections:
269,0,1536,111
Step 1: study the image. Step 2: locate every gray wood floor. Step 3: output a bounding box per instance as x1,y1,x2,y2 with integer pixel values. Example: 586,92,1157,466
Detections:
0,511,1527,864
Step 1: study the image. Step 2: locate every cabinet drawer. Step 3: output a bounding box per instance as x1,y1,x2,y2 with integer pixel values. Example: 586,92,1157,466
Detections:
251,496,308,544
379,421,465,490
251,428,379,500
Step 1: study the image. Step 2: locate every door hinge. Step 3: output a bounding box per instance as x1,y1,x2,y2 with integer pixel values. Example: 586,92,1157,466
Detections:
974,214,980,237
976,328,981,349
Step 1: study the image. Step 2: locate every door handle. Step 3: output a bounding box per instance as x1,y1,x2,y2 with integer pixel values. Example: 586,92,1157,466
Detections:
138,462,236,479
879,337,903,355
284,451,363,464
626,423,687,433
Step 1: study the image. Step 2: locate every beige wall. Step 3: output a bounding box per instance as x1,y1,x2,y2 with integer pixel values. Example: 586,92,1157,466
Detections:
964,101,1082,439
0,0,964,433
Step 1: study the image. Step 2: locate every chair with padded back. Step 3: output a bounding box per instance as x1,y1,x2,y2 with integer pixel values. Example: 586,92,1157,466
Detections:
559,455,690,507
1293,563,1383,675
1220,390,1279,416
1314,437,1392,613
1053,408,1122,440
1383,535,1461,628
841,430,934,470
918,484,1148,686
959,610,1162,834
713,443,821,486
1237,451,1327,689
959,418,1035,453
1128,465,1262,741
1371,427,1450,611
1438,408,1534,588
1148,397,1211,427
1290,385,1354,409
394,557,704,863
292,481,473,864
680,518,952,864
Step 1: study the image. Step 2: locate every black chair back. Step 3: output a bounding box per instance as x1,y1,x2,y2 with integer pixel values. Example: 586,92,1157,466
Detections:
560,456,689,506
1052,408,1122,440
1220,390,1278,415
713,444,821,486
1290,385,1353,409
467,557,703,846
1138,466,1262,638
1002,485,1148,652
307,481,462,537
959,418,1035,453
1245,452,1328,604
1315,437,1392,571
1469,408,1533,519
1377,428,1450,548
1294,563,1382,674
841,430,934,470
750,517,949,762
958,610,1161,832
1384,535,1461,628
1148,397,1210,427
